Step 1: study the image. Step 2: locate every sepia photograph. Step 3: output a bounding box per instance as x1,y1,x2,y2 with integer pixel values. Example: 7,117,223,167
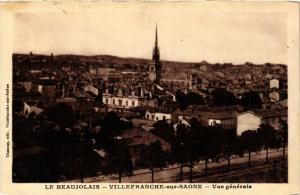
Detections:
4,2,295,186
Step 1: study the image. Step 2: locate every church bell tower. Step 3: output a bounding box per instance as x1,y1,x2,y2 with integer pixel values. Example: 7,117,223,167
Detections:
149,24,161,82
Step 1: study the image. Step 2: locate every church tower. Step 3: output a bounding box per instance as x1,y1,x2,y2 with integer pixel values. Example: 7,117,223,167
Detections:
149,24,161,82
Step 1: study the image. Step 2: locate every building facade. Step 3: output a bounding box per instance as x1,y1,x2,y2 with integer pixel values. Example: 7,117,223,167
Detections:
236,109,287,135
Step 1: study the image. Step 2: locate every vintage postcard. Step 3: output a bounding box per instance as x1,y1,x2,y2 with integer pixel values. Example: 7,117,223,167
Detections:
0,2,299,195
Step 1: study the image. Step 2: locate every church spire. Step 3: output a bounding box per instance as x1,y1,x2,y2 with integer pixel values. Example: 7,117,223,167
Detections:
152,23,160,62
155,23,158,48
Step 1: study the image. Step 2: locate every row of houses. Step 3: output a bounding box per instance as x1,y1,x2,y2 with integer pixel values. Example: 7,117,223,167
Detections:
143,105,287,136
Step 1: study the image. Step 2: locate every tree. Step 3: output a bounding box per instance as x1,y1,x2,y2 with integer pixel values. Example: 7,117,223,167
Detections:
186,119,208,181
44,102,74,129
240,91,262,110
257,124,276,162
105,140,133,183
210,88,236,107
143,141,167,183
171,123,190,180
185,133,199,182
198,126,222,175
150,121,175,142
278,120,288,159
176,90,204,111
185,92,204,106
176,90,189,111
222,128,237,170
102,112,122,137
172,119,202,182
96,112,122,149
239,130,261,167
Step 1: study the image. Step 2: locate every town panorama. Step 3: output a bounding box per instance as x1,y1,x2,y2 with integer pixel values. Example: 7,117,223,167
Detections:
13,26,288,183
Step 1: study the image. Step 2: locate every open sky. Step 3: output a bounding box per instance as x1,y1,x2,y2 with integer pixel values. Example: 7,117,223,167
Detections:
13,3,287,64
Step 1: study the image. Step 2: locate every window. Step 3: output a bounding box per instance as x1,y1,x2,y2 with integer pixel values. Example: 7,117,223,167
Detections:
156,117,158,121
105,99,108,104
147,114,150,119
132,101,135,107
126,101,128,106
151,115,154,120
113,99,115,105
119,99,122,106
163,116,166,120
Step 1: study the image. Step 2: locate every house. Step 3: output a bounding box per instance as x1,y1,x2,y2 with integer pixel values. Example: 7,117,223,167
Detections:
102,86,151,110
120,128,171,166
18,81,32,92
103,94,140,109
270,78,279,89
277,99,287,108
84,84,99,96
201,111,237,129
160,72,194,89
174,106,237,129
23,101,43,117
37,79,57,103
145,108,172,122
56,97,77,110
89,67,97,75
236,108,287,135
97,67,116,76
269,91,280,102
173,118,191,132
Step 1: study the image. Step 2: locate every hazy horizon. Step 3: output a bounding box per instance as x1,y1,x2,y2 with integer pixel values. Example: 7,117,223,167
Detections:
13,52,287,66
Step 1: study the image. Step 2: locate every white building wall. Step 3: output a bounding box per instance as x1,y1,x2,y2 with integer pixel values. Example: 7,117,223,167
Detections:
23,103,43,117
154,113,172,121
208,119,221,126
84,85,99,96
102,95,139,108
38,85,43,93
270,79,279,89
269,91,280,102
145,111,171,121
237,112,262,135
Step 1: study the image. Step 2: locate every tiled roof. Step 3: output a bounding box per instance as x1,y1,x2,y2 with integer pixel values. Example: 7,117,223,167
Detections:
238,108,287,119
252,108,287,118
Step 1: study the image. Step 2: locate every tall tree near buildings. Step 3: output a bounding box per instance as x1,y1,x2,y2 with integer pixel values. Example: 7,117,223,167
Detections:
106,140,133,183
210,88,236,107
143,141,166,183
239,130,260,167
189,120,207,179
240,91,263,109
222,128,237,170
44,102,74,130
96,112,122,149
195,124,218,175
278,120,288,159
171,123,190,180
176,89,188,110
151,120,175,143
185,134,199,183
257,124,276,162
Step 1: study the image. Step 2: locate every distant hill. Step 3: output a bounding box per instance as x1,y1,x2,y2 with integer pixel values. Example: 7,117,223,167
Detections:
13,53,287,79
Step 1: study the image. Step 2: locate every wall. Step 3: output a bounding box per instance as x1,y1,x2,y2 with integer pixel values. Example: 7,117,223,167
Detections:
236,112,261,135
